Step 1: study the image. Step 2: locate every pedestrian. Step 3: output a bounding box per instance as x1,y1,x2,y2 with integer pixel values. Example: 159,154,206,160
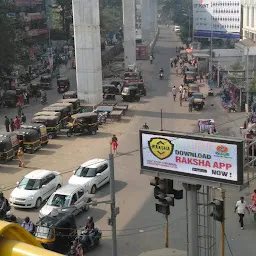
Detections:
17,147,25,168
111,135,118,154
21,113,26,124
10,119,15,132
188,96,194,112
179,93,183,106
172,86,177,101
21,217,34,234
26,91,30,104
179,84,183,93
14,116,21,130
234,197,250,229
23,92,27,105
4,116,10,132
17,102,22,117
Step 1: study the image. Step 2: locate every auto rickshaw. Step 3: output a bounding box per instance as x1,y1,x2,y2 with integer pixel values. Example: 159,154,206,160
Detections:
57,98,80,113
15,129,41,153
35,212,77,253
40,75,52,90
0,137,15,163
31,116,61,139
28,83,41,97
124,82,146,96
63,90,77,99
102,84,118,100
50,102,73,114
57,77,70,93
184,71,197,84
123,71,143,86
21,124,48,146
2,90,18,107
34,111,61,118
0,132,19,154
121,86,141,102
192,92,205,111
188,83,199,97
66,112,98,137
43,105,70,127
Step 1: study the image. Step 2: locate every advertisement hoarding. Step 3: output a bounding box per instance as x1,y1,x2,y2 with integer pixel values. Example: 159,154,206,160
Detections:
193,0,241,39
140,130,244,185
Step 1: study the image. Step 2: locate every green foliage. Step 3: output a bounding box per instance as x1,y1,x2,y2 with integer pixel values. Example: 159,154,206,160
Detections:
230,62,244,71
100,7,122,34
250,73,256,92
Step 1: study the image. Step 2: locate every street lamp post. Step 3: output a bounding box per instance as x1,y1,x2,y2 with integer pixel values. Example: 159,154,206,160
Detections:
183,12,191,42
209,19,213,81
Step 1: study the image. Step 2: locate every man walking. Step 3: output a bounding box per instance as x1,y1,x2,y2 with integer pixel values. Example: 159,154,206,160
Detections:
188,96,194,112
172,86,177,101
234,196,250,229
4,116,10,132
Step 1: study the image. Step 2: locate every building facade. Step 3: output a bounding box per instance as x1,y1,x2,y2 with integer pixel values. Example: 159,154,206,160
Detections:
242,0,256,40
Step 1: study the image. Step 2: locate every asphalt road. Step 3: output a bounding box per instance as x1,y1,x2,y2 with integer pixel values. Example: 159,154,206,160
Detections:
0,25,255,256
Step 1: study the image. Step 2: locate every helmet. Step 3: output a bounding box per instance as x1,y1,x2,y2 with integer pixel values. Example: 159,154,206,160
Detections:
6,211,12,218
87,216,93,221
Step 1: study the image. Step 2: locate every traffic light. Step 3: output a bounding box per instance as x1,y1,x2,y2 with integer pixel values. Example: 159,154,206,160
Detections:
150,178,183,215
210,199,224,222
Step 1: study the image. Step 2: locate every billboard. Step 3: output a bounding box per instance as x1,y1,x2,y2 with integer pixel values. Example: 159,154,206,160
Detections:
140,130,244,185
193,0,241,39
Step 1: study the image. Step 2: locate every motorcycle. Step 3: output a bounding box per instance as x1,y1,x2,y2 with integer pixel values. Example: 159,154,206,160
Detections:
142,123,149,129
71,228,102,253
159,73,164,80
41,96,47,105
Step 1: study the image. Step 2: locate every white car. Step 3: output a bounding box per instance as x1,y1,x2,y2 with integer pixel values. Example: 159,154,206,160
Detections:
39,184,89,218
9,170,62,209
68,158,110,194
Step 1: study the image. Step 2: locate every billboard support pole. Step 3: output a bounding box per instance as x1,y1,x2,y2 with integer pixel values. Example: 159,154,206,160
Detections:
184,184,200,256
221,189,226,256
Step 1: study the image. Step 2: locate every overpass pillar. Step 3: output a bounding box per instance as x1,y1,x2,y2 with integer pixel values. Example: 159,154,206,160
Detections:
72,0,102,104
123,0,136,69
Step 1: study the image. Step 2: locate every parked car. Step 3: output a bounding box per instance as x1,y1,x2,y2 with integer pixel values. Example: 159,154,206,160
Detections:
68,158,110,194
9,170,62,209
39,184,90,218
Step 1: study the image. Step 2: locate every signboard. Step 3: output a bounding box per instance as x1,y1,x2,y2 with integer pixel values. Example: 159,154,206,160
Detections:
140,130,244,185
193,0,241,39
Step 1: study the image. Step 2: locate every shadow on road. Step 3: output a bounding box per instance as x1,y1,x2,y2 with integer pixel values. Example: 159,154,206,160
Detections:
96,180,128,198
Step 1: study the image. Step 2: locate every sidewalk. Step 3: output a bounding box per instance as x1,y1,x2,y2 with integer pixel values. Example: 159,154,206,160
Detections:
0,62,73,134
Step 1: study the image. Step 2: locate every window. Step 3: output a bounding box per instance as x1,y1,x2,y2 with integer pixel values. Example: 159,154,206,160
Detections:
77,189,84,199
70,193,78,205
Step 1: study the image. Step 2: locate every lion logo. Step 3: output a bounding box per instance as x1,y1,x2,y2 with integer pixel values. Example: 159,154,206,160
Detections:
148,138,174,160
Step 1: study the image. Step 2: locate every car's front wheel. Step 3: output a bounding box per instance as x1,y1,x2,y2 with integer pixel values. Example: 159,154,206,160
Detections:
35,197,42,209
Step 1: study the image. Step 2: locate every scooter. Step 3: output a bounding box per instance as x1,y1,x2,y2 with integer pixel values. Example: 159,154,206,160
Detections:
159,73,164,80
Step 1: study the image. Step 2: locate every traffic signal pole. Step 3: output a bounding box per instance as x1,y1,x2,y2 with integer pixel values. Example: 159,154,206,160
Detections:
165,214,169,248
221,189,226,256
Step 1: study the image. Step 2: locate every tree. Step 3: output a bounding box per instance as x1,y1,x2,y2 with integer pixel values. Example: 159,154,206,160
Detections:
0,0,18,75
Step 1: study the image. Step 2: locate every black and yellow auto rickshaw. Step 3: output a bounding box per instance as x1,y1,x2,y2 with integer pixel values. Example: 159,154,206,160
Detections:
121,86,141,102
0,137,15,163
63,90,77,99
57,77,70,93
40,75,52,90
102,84,118,100
66,112,98,137
188,83,200,97
192,92,205,111
2,90,18,107
184,71,197,84
50,102,73,115
0,132,20,154
16,129,41,153
21,124,48,146
35,212,77,253
34,111,61,118
31,116,61,139
28,83,42,98
57,98,80,113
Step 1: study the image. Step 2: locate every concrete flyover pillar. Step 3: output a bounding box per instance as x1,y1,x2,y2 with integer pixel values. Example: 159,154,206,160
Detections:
141,0,150,43
72,0,102,104
154,0,158,35
123,0,136,69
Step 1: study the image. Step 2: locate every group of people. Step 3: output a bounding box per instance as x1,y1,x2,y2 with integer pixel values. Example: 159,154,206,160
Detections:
4,114,26,132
